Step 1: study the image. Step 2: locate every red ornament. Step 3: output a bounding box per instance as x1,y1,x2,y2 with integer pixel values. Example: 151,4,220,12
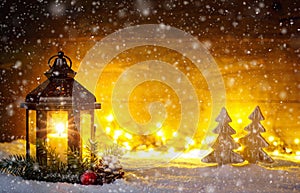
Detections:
80,170,98,185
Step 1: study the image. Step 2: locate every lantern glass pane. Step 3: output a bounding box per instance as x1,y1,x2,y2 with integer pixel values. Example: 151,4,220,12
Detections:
80,111,92,158
46,111,68,163
28,110,36,156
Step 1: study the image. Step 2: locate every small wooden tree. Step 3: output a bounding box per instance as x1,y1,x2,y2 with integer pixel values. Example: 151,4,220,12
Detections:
202,107,244,165
239,106,273,163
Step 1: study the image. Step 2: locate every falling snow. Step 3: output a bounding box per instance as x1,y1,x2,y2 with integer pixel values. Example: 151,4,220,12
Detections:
0,0,299,192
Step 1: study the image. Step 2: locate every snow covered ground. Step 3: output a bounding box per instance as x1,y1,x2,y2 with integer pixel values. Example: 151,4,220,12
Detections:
1,140,300,193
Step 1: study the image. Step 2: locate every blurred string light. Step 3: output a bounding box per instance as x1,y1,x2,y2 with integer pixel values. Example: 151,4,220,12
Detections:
296,152,300,160
106,114,114,122
100,111,300,163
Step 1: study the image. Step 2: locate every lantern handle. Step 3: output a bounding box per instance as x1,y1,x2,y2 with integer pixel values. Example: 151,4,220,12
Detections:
48,51,72,69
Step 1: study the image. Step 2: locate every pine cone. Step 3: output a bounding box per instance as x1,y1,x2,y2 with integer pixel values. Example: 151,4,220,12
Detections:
97,155,124,183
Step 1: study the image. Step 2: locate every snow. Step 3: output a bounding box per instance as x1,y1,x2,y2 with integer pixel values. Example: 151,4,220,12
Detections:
1,140,300,193
0,1,299,192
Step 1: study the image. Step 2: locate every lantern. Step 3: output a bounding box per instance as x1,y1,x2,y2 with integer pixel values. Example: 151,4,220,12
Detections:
20,51,101,164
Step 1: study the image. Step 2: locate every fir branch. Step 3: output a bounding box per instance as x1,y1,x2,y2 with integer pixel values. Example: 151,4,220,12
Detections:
0,141,124,184
0,154,35,176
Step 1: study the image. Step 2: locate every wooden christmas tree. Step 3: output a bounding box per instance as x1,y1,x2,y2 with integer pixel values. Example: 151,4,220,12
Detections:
202,107,244,165
239,106,273,163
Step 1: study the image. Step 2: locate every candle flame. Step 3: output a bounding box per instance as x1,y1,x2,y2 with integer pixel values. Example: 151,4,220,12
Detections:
55,122,66,136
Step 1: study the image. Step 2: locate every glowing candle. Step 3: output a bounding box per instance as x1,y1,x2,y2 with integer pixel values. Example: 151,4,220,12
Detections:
47,122,68,163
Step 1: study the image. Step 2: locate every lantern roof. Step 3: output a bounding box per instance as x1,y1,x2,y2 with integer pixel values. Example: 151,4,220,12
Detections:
21,51,101,110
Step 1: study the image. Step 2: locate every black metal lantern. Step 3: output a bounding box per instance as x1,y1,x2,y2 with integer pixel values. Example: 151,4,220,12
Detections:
20,51,101,164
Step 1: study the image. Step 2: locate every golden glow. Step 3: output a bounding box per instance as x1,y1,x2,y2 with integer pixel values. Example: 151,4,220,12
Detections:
157,130,164,137
123,142,132,150
237,118,243,124
121,146,300,165
105,127,111,133
91,46,212,153
296,151,300,160
28,110,36,156
47,111,68,163
285,148,292,154
73,46,299,157
268,136,275,142
125,133,133,139
55,122,66,136
173,132,178,137
95,108,300,159
48,111,68,134
237,145,244,151
106,114,114,122
273,150,279,156
95,109,299,161
80,112,92,159
114,130,123,140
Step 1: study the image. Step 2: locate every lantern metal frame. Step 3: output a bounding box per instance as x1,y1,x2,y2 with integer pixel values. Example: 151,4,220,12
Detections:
20,51,100,164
